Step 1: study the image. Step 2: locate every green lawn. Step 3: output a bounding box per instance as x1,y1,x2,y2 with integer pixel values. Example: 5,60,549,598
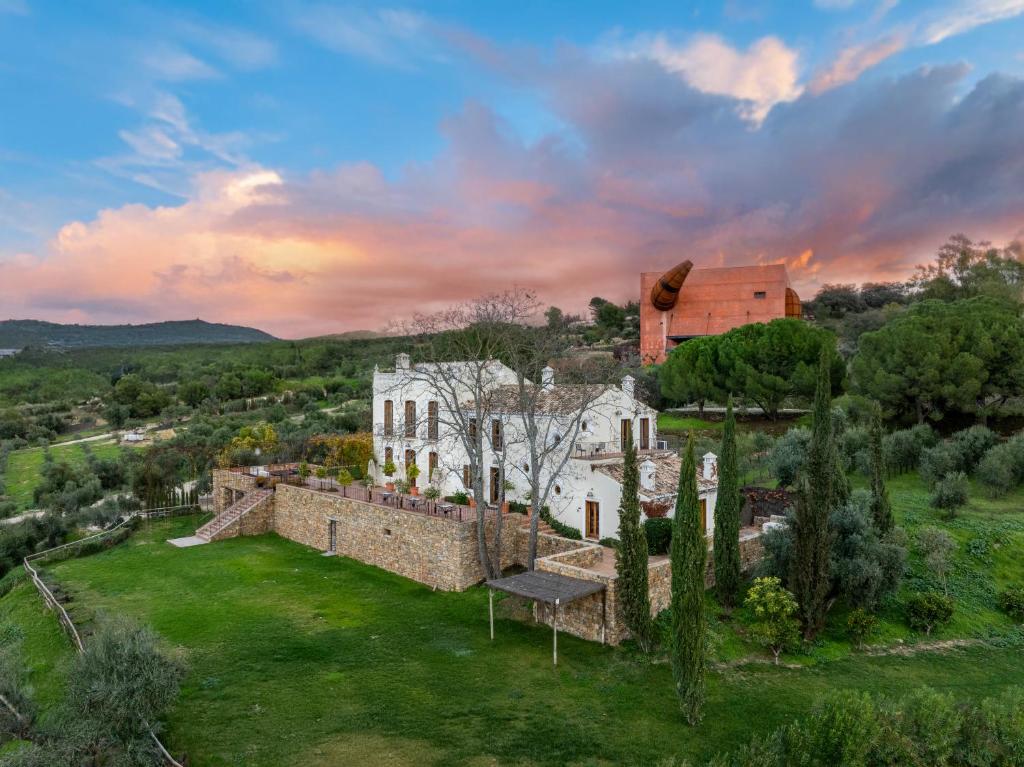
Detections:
1,511,1017,767
657,413,723,434
2,440,125,511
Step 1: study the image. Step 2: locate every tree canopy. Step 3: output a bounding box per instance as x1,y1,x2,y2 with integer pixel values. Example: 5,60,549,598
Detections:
851,297,1024,425
661,319,843,419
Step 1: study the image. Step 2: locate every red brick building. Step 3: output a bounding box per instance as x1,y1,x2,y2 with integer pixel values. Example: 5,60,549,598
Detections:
640,262,801,364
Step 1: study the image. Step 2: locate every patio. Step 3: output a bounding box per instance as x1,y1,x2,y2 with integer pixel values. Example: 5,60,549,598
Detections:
229,464,483,523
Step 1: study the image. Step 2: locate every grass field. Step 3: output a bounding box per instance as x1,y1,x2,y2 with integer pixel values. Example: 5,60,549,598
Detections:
1,493,1018,767
2,440,124,511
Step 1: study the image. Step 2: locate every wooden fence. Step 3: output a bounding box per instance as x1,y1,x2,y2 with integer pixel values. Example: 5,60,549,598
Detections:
22,504,200,767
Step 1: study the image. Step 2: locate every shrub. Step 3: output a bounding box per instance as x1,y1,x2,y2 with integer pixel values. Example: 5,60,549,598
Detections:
847,608,878,649
744,576,800,664
950,425,998,472
769,428,810,488
444,491,470,505
643,517,673,555
716,687,1024,767
998,587,1024,622
883,424,937,475
930,471,968,516
830,490,906,611
839,425,871,473
917,526,956,594
598,537,620,549
756,522,792,582
919,442,958,487
977,443,1018,497
539,506,583,540
906,591,954,635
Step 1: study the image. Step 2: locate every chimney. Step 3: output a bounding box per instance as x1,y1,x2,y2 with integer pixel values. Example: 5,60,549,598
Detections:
395,353,411,370
621,374,635,398
703,452,718,481
541,366,555,391
640,459,656,492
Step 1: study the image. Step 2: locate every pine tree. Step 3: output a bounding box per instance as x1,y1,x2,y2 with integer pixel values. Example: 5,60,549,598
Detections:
670,433,707,725
868,410,894,535
615,435,653,650
789,346,837,640
714,396,742,610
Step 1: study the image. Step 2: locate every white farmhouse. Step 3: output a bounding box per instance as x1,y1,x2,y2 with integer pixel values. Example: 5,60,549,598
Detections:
372,353,718,541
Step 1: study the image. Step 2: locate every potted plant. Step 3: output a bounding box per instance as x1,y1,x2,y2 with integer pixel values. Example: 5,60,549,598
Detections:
423,485,440,501
467,491,476,509
395,478,411,495
298,461,311,482
336,467,354,488
407,463,421,495
501,479,516,514
383,460,396,491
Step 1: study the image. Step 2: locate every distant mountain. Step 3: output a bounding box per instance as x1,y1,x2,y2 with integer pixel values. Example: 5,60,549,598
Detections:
311,330,386,341
0,319,277,349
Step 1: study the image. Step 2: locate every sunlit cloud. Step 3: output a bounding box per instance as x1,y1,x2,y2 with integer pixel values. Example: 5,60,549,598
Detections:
921,0,1024,44
809,34,907,93
626,33,802,123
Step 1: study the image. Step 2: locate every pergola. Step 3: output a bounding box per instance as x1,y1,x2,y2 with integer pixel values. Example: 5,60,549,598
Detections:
486,570,607,665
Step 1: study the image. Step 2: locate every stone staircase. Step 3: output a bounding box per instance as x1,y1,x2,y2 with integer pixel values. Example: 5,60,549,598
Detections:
517,511,556,536
196,489,273,542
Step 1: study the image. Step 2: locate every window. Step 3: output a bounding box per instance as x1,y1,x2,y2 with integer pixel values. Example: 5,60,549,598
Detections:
429,451,438,481
554,484,561,495
490,467,501,504
384,447,393,465
427,400,438,440
404,400,416,438
383,400,393,436
640,417,650,450
463,465,471,488
469,417,478,441
753,291,767,299
491,419,503,451
405,449,417,486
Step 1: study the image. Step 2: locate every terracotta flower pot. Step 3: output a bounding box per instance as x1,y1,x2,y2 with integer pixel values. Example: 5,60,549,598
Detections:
501,501,510,514
410,486,420,496
385,482,396,491
468,497,476,508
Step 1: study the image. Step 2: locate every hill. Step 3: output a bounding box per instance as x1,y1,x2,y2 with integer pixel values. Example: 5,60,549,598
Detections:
0,319,276,349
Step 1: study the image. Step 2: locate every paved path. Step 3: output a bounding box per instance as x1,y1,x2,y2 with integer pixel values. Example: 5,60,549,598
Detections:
167,536,209,548
0,510,45,526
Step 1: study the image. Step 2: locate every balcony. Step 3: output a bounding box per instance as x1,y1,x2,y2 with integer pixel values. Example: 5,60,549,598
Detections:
573,440,665,460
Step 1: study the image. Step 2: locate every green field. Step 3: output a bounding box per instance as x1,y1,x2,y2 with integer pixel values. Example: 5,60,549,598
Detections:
657,413,723,434
2,483,1020,767
2,440,125,511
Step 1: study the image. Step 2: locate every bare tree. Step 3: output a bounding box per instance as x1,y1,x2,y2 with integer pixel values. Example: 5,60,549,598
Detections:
389,289,620,575
387,292,536,579
500,323,620,567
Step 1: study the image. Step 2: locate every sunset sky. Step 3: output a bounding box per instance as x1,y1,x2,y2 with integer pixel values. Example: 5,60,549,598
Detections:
1,1,1023,338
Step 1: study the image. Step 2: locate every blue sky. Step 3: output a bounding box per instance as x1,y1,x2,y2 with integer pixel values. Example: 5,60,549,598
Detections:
1,1,1023,336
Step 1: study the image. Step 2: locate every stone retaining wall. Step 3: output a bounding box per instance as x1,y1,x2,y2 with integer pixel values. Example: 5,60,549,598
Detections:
274,484,486,591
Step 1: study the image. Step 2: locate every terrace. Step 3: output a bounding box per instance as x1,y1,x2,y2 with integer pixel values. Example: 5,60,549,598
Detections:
228,464,482,523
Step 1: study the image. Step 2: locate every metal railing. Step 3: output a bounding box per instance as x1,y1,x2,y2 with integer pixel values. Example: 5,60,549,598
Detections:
22,504,199,767
572,440,663,459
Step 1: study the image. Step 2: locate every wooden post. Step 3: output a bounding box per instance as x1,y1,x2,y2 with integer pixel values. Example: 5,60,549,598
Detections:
489,589,495,640
553,598,559,666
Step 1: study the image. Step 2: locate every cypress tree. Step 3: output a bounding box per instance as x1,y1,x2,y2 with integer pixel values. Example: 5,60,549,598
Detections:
615,435,653,650
670,433,707,725
868,410,894,534
789,346,837,640
714,396,742,610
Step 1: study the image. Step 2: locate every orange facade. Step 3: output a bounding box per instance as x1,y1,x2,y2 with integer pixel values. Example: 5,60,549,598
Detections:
640,263,800,363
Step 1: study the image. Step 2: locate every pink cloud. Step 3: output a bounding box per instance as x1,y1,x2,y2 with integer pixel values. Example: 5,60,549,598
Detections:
3,53,1024,338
